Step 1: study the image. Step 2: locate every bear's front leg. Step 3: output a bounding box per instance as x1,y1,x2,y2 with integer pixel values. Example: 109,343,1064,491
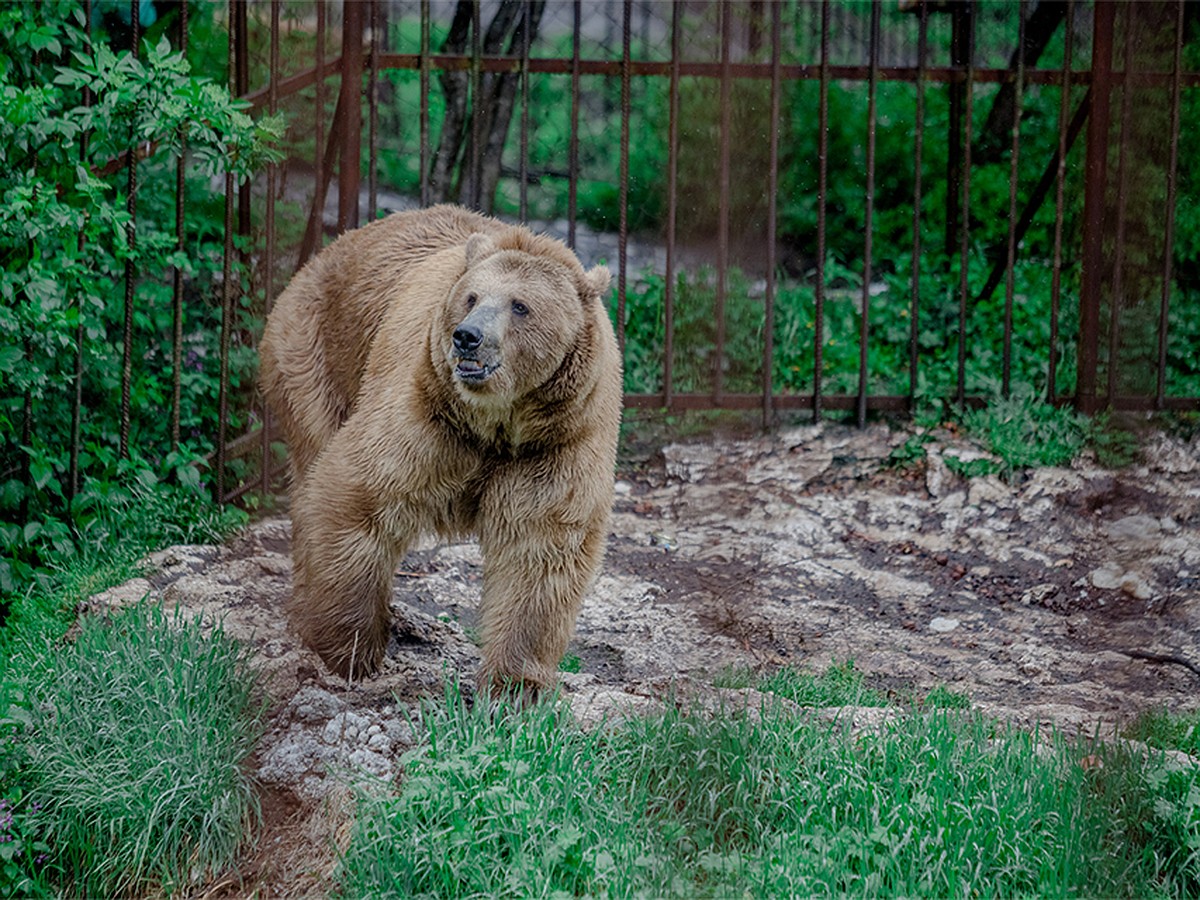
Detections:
477,474,609,696
289,461,404,680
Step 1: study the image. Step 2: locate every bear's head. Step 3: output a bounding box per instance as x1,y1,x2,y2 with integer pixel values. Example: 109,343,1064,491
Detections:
440,231,611,408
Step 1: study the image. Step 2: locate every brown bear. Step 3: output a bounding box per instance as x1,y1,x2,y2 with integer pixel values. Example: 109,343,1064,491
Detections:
259,204,622,692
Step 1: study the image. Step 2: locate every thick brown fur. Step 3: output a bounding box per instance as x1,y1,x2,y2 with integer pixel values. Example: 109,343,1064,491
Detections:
259,205,621,692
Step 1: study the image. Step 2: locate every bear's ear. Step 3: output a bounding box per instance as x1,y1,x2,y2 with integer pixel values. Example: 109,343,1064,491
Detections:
464,233,495,267
580,264,611,302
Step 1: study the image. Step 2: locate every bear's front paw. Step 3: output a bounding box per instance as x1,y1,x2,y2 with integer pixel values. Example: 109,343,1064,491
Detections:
298,622,388,681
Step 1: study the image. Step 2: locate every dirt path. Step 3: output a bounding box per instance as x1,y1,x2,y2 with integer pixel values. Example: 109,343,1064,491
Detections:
94,423,1200,897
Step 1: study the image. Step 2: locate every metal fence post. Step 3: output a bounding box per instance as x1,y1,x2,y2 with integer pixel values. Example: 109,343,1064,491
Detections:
338,0,365,234
1078,0,1116,414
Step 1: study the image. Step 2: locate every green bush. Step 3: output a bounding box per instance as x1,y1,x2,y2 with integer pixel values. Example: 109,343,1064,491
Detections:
0,2,280,616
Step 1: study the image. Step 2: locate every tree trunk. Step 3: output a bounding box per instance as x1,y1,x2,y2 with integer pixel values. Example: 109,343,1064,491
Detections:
429,0,545,214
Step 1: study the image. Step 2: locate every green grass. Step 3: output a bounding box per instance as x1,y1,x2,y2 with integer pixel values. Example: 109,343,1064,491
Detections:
340,685,1200,898
3,603,263,898
1,480,255,898
1126,707,1200,757
759,659,890,708
958,390,1087,478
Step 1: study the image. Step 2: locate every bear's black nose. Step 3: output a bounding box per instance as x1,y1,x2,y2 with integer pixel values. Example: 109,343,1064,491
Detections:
453,325,483,353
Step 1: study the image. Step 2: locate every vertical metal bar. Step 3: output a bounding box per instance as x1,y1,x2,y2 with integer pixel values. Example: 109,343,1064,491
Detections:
235,0,251,242
519,0,531,221
568,0,580,248
945,3,970,258
316,0,326,225
217,0,237,503
664,0,680,409
763,0,781,429
1001,0,1027,398
420,0,431,206
955,4,975,407
119,0,140,460
1049,0,1075,405
908,2,927,405
339,0,365,231
1107,3,1135,405
367,0,380,222
261,0,279,497
857,0,880,428
70,0,95,502
715,0,731,403
171,0,188,454
1156,0,1184,409
617,0,631,362
1078,0,1115,415
813,0,830,423
469,0,482,210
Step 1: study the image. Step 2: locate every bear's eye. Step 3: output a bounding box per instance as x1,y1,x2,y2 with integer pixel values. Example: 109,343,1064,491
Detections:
465,293,478,310
511,300,529,317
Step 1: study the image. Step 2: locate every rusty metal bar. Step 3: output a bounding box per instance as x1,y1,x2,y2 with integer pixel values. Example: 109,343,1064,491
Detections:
1001,0,1027,398
261,0,280,498
1048,0,1075,405
171,0,188,455
908,2,927,404
1078,0,1116,415
714,0,731,404
69,0,94,502
625,393,913,413
469,0,482,210
763,0,781,429
1157,0,1185,409
664,0,680,409
946,2,970,258
344,50,1199,89
315,0,326,231
420,0,431,206
568,0,580,248
243,57,340,113
235,0,251,249
625,392,1200,414
955,6,975,407
338,0,364,232
617,0,631,361
217,0,237,503
519,0,531,221
119,0,140,461
813,0,830,424
1107,3,1136,405
367,0,380,222
857,0,881,429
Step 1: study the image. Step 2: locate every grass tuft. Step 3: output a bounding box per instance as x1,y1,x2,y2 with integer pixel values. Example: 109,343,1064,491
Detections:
959,391,1086,477
758,659,890,707
15,603,263,897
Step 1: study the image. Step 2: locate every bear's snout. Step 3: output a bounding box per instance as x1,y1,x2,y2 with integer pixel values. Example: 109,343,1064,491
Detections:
453,324,483,354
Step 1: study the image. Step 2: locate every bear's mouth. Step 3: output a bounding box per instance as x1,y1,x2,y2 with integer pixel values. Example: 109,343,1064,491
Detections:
454,357,498,385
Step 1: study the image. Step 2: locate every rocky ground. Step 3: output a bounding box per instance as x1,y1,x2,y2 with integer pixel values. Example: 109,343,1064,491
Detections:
92,420,1200,897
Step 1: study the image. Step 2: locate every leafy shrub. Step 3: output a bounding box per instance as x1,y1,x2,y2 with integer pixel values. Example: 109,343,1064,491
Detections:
0,3,280,616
